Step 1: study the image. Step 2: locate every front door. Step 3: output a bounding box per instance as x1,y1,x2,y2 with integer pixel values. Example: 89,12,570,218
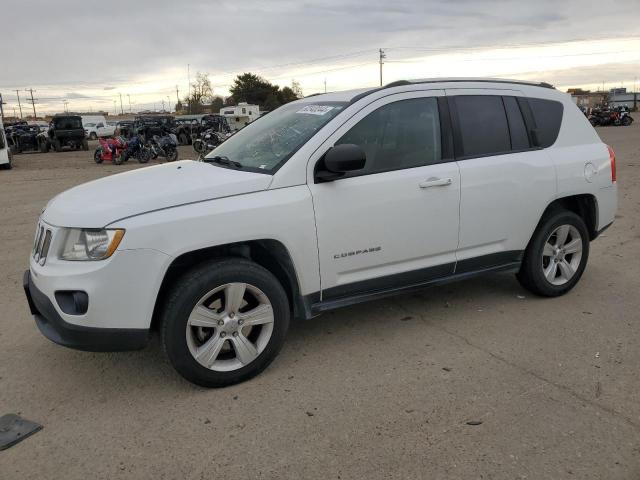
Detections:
308,91,461,301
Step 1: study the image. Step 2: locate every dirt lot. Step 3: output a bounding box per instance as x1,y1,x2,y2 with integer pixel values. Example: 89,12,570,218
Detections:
1,129,639,480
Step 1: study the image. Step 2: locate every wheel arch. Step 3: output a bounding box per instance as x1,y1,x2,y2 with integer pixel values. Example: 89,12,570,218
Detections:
150,239,308,331
539,194,599,240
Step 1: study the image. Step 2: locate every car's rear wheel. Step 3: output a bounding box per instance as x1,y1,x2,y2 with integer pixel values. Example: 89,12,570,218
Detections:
517,210,589,297
161,258,290,387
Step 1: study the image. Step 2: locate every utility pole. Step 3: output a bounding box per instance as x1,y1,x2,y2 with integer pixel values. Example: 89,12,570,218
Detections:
0,93,5,122
324,78,327,93
187,64,191,114
119,93,124,115
113,100,117,116
127,94,132,113
176,85,180,109
379,48,386,87
161,99,165,112
167,96,171,113
26,88,37,118
63,100,69,113
15,90,23,118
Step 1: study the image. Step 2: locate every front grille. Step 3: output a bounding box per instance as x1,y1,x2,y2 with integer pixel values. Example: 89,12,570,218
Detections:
33,223,53,265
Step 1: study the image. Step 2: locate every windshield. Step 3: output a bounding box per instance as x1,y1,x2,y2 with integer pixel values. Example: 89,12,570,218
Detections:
54,118,82,129
206,101,347,173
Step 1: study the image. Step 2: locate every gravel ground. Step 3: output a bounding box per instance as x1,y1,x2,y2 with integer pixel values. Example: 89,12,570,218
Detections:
1,127,639,479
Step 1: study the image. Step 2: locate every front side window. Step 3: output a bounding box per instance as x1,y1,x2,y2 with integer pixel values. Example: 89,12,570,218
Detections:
454,95,510,157
208,101,346,173
336,97,441,175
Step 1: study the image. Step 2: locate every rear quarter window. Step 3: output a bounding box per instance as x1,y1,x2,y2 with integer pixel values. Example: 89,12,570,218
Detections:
528,98,563,148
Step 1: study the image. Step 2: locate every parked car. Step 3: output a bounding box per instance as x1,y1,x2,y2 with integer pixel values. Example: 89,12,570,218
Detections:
0,117,12,169
84,121,116,140
40,115,88,152
24,78,617,387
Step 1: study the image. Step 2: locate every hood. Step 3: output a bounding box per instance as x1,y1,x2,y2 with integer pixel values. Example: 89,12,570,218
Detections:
42,160,272,228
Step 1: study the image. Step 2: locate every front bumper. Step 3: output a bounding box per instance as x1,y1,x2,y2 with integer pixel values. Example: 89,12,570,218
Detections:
23,270,148,352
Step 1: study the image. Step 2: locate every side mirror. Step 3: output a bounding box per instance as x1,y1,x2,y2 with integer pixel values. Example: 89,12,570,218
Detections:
315,144,366,182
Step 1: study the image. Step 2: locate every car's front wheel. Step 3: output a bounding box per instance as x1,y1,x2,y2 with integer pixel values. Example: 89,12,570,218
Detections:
517,210,589,297
161,258,290,387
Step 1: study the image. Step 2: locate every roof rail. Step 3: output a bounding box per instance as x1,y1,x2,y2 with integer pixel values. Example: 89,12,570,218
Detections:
349,78,555,104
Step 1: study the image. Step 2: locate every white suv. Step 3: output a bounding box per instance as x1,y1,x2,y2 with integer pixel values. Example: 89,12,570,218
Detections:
24,78,617,387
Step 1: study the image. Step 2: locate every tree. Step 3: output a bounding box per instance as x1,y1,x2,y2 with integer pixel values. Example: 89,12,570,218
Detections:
229,73,279,106
210,96,224,114
184,72,213,114
291,80,303,98
278,86,298,104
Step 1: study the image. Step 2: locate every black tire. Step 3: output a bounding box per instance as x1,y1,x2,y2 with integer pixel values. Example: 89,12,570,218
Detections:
53,139,62,152
588,117,599,127
622,116,632,126
138,149,151,164
39,140,49,153
90,132,97,140
114,154,123,165
82,139,89,151
161,258,290,387
121,151,130,162
93,148,103,164
167,149,178,162
179,133,189,145
517,210,589,297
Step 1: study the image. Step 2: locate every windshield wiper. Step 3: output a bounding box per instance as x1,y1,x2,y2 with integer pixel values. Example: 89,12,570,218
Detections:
205,155,243,169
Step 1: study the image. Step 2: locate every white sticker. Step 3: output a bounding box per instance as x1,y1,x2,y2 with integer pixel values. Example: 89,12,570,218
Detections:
296,105,335,115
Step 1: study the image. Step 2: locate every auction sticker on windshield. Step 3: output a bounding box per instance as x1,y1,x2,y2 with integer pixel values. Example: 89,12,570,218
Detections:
296,105,335,115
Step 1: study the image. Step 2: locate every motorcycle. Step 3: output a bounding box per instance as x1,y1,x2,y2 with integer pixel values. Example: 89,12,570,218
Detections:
94,136,127,165
149,133,178,162
121,135,152,163
192,129,228,159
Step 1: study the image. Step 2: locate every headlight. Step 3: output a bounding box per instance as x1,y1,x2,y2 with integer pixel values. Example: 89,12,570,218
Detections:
60,229,125,261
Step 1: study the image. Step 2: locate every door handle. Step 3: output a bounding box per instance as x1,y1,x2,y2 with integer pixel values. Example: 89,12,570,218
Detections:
419,177,453,189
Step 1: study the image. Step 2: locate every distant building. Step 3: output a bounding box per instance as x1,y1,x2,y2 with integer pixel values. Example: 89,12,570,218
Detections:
607,88,639,110
568,88,639,111
567,89,608,109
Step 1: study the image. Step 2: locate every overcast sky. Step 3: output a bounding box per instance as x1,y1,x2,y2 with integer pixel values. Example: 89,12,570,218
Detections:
1,0,639,115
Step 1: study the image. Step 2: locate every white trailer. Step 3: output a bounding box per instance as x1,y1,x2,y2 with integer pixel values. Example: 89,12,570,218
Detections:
219,103,260,131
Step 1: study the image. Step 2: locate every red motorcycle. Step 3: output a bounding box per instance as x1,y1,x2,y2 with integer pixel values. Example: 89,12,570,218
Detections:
94,136,127,164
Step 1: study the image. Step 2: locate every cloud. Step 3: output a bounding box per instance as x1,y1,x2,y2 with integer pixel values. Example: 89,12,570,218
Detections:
1,0,639,112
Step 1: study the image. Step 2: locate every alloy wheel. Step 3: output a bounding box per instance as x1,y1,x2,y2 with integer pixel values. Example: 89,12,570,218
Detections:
541,224,583,286
186,282,274,372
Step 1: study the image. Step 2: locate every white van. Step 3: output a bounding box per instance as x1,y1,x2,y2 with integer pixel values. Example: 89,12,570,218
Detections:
0,118,12,170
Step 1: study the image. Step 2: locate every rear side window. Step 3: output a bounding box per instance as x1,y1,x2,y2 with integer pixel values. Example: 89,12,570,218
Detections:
528,98,563,148
453,96,510,157
337,97,441,174
503,96,530,150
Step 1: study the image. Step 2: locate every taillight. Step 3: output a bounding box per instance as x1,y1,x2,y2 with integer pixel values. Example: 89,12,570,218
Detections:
607,144,616,183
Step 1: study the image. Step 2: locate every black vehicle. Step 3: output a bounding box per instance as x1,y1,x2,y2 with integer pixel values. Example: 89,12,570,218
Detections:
6,124,43,154
134,115,175,142
149,133,178,162
42,115,88,152
121,135,152,163
174,118,200,145
115,120,135,139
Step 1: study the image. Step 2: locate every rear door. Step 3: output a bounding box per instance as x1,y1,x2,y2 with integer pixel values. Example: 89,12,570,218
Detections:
446,89,556,270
